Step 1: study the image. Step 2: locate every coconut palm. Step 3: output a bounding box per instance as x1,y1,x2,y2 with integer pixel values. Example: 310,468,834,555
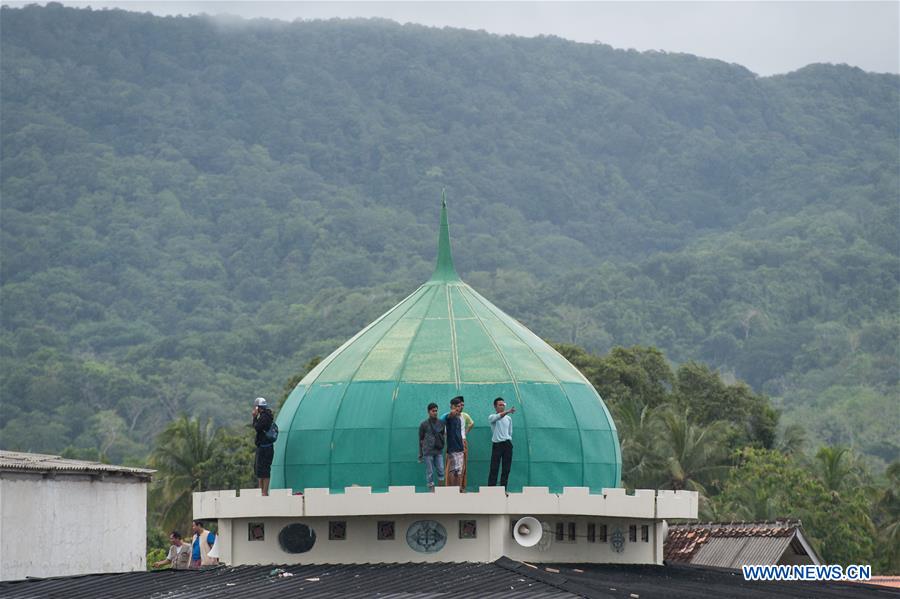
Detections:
148,415,219,532
814,445,854,494
876,461,900,572
654,408,730,495
776,423,807,457
612,396,663,489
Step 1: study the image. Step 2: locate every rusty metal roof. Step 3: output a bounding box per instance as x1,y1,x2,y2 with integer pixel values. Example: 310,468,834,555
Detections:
664,520,821,569
855,577,900,589
0,451,154,481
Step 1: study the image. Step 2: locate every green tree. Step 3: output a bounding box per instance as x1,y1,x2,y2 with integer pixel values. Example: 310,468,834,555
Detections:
714,448,876,567
196,428,256,492
593,346,674,410
652,408,730,495
612,395,661,489
872,461,900,573
814,445,855,494
673,361,777,449
148,416,219,532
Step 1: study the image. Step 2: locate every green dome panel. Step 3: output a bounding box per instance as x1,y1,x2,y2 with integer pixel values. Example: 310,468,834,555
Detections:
271,199,622,493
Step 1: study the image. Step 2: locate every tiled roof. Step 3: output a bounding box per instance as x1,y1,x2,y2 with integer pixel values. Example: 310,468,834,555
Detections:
0,558,886,598
858,577,900,589
664,520,813,568
0,450,154,480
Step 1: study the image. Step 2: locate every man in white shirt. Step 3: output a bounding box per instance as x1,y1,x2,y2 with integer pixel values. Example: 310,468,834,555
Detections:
487,396,516,488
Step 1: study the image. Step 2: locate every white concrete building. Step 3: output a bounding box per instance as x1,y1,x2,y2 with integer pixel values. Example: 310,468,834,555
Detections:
0,451,154,581
193,485,698,565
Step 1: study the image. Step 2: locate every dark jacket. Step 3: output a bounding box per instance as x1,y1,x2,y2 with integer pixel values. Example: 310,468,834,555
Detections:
418,417,446,457
253,409,274,447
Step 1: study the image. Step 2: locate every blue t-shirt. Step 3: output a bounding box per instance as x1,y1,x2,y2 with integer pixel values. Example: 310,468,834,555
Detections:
443,414,464,453
192,532,215,560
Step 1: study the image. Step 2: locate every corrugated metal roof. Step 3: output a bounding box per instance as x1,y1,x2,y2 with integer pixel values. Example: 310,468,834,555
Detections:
0,560,574,598
0,451,154,480
691,536,793,569
664,520,821,569
0,558,886,599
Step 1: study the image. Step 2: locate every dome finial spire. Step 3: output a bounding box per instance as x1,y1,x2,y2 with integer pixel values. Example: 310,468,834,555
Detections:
430,189,460,282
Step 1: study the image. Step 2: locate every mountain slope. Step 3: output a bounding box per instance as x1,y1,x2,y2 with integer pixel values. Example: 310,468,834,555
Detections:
1,4,897,465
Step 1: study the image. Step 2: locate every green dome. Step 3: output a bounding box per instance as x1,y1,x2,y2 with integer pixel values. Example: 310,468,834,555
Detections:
271,199,621,492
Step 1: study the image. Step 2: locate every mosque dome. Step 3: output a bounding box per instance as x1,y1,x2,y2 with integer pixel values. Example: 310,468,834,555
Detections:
271,198,621,492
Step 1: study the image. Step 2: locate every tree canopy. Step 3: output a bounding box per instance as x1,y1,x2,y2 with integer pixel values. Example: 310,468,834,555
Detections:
0,7,897,566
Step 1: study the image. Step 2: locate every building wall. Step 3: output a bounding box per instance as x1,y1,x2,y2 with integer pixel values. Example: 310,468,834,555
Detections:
0,473,147,581
194,486,696,566
221,514,659,565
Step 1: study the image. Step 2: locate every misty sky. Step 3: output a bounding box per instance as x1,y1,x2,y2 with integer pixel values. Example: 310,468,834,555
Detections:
7,2,899,76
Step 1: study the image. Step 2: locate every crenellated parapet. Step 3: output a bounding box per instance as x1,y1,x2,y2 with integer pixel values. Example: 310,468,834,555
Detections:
193,486,697,520
193,486,698,566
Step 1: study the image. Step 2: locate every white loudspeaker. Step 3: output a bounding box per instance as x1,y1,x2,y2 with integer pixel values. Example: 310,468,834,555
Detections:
513,516,545,548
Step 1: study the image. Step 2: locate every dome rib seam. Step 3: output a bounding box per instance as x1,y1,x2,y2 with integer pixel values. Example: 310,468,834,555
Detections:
324,286,432,490
447,285,461,390
466,288,587,488
277,286,425,483
457,285,532,486
385,286,439,487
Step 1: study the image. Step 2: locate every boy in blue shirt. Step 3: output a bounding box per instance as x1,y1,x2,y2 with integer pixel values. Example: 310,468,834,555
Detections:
443,397,465,488
190,520,216,568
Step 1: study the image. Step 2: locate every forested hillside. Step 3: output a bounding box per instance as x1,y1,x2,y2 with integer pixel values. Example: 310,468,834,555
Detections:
1,4,897,472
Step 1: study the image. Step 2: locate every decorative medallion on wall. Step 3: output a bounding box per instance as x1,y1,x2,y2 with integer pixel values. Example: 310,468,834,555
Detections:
248,522,265,542
278,523,317,554
610,527,626,553
406,520,447,553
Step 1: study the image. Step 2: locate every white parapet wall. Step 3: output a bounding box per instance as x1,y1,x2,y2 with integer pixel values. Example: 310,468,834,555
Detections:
193,486,697,566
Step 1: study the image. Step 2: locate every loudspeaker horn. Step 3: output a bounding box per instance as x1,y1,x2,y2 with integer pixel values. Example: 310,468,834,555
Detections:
513,516,545,548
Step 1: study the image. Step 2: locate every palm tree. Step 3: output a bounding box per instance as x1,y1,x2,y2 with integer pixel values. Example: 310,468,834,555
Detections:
655,408,730,495
776,423,807,456
148,416,219,532
814,445,853,494
876,462,900,572
612,396,662,489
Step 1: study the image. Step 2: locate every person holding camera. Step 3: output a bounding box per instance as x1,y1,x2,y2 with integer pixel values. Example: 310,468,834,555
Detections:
252,397,275,496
